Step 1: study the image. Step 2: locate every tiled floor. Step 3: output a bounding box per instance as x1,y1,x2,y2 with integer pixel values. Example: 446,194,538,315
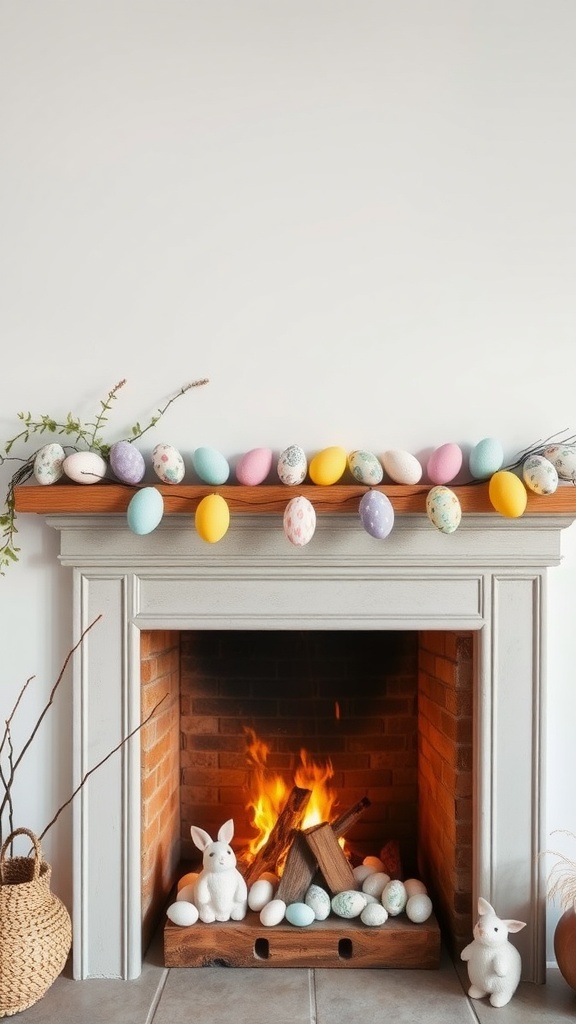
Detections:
8,930,576,1024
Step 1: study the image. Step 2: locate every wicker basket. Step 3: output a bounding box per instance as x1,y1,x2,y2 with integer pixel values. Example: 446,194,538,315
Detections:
0,827,72,1018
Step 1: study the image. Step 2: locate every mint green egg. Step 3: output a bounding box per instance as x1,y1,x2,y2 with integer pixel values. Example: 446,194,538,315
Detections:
192,447,230,485
127,487,164,535
285,902,315,927
469,438,504,480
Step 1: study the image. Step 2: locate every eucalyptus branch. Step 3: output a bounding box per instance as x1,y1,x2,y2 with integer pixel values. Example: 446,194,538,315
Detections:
38,693,168,842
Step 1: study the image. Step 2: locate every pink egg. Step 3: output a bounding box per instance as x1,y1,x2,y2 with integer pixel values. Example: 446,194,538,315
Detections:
283,496,316,546
235,447,273,486
426,443,463,485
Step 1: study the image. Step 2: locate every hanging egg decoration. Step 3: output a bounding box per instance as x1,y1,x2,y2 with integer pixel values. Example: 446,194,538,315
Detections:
63,450,107,484
348,450,383,485
426,486,462,534
277,444,307,485
127,487,164,535
358,490,394,539
33,442,66,485
426,443,463,485
308,446,347,485
488,470,527,517
152,443,185,484
542,445,576,481
109,440,146,484
195,493,230,543
235,447,273,485
192,446,230,485
381,449,422,485
522,455,559,495
283,496,316,546
469,437,504,480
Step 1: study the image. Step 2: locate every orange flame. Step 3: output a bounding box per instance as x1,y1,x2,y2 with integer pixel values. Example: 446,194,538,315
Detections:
244,727,338,862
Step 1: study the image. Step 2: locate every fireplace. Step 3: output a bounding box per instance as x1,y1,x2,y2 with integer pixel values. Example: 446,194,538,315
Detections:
40,502,576,982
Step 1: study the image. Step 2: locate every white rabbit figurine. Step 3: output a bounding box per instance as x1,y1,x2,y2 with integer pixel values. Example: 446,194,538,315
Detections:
461,897,527,1007
190,818,248,923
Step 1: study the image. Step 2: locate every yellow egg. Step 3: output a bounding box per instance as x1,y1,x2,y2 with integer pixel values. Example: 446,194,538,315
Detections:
308,446,347,485
195,493,230,542
488,470,527,518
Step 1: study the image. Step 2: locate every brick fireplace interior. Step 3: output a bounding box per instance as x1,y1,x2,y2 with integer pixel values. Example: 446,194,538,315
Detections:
140,627,473,962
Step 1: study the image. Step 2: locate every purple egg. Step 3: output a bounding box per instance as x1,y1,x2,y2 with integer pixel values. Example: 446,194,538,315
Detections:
359,490,394,540
109,440,146,484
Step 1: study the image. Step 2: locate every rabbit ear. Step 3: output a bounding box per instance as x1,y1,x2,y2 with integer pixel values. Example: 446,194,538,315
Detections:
191,825,213,851
504,919,527,933
478,897,494,916
218,819,234,844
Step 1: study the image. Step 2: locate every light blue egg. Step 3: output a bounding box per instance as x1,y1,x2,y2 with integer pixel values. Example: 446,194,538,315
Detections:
469,438,504,480
358,490,394,539
192,446,230,485
285,902,315,927
127,487,164,535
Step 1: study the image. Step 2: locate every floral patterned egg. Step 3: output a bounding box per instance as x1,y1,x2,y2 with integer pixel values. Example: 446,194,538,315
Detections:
348,450,383,485
425,486,462,534
543,445,576,481
152,443,185,484
277,445,307,485
283,496,316,546
33,442,66,485
522,455,558,495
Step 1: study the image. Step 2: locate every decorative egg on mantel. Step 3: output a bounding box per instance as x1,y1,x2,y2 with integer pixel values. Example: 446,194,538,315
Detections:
63,450,107,484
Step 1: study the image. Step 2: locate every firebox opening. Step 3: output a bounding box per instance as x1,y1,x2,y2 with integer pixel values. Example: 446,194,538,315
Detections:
140,628,473,963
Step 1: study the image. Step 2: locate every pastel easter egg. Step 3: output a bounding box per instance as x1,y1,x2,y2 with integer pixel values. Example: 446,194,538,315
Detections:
426,486,462,534
308,446,347,486
305,884,331,921
381,879,407,916
109,440,146,484
331,890,367,919
361,903,389,927
522,455,559,495
404,878,428,898
469,437,504,480
235,447,273,485
192,447,230,485
358,490,394,539
195,493,230,543
543,445,576,481
406,893,433,924
166,901,199,927
283,496,316,546
248,879,275,913
285,902,315,927
426,443,463,485
348,450,383,485
152,443,185,484
381,450,422,485
259,899,287,927
488,470,527,518
277,444,307,485
63,450,107,484
127,487,164,535
33,442,66,485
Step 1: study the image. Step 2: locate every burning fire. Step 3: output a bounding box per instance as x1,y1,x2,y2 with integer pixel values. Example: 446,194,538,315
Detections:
244,727,338,862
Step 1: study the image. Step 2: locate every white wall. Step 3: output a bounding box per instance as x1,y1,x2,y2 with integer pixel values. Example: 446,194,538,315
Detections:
1,0,575,966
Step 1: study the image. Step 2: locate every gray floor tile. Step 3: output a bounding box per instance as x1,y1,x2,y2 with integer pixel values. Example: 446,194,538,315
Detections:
154,967,313,1024
469,967,576,1023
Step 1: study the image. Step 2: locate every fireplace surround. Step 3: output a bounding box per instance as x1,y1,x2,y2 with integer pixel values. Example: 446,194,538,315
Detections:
25,490,576,983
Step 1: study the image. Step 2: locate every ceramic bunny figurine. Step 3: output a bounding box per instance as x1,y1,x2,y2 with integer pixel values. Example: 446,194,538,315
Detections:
190,818,248,923
461,897,527,1007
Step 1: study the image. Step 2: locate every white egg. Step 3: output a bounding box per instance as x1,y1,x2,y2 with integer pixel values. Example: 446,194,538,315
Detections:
277,445,308,485
406,893,433,923
362,871,391,898
63,450,107,484
381,880,408,916
304,884,331,921
353,864,376,884
248,878,275,912
259,899,287,927
331,890,367,919
166,901,199,927
381,450,423,485
522,455,559,495
33,442,66,485
404,878,428,898
361,903,389,926
152,443,185,484
176,883,196,903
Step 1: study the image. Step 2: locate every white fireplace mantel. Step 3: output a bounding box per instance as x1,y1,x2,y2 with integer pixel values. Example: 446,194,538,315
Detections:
43,509,576,982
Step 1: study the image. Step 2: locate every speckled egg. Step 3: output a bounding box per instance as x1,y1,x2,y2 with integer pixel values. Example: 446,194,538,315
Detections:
248,879,275,913
236,447,273,485
348,450,383,485
283,495,316,546
192,446,230,485
277,445,307,485
522,455,558,495
305,884,331,921
488,470,527,518
358,490,394,539
166,901,198,927
426,486,462,534
309,446,347,486
426,443,463,485
63,450,107,484
404,878,428,898
381,879,407,916
406,893,433,923
362,872,390,899
126,487,164,536
285,902,315,927
543,445,576,481
381,450,423,485
360,903,389,927
259,899,286,927
33,442,66,485
109,440,146,484
152,443,185,484
331,890,367,919
469,437,504,480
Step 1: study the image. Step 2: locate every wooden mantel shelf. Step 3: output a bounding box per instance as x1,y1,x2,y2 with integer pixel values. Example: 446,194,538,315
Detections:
13,482,576,516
